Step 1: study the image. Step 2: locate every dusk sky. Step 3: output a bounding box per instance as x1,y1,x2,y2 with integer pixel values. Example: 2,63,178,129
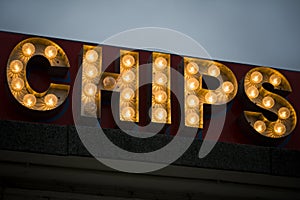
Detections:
0,0,299,71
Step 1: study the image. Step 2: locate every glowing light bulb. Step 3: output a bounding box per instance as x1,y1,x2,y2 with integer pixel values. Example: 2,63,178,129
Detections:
84,65,98,79
186,95,199,108
153,107,167,122
246,86,259,99
22,43,35,56
254,120,266,133
103,76,116,89
154,90,167,103
85,50,98,63
44,45,57,59
23,94,36,108
122,54,135,68
186,113,199,125
262,96,275,109
274,123,286,136
44,94,58,107
11,78,24,91
84,102,97,114
121,88,134,101
208,65,220,77
10,60,23,73
122,70,135,83
269,74,281,86
84,83,97,97
250,71,263,83
278,107,290,119
186,62,199,75
205,92,217,104
121,106,135,120
154,72,168,86
222,81,234,94
187,78,199,91
154,57,167,70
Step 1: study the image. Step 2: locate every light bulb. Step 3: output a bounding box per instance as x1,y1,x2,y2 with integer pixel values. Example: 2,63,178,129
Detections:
10,60,23,73
122,70,135,83
186,94,199,108
122,54,135,68
103,76,116,89
153,107,167,122
11,77,24,91
186,112,199,126
254,120,266,133
154,90,167,103
23,94,36,108
83,83,97,97
269,74,281,86
84,65,98,79
208,65,220,77
84,102,97,114
246,86,259,99
186,62,199,75
85,50,98,63
262,96,275,109
121,106,135,120
278,107,290,119
44,45,57,59
222,81,234,94
274,123,286,136
205,92,217,104
187,78,199,91
250,71,263,83
22,43,35,56
121,88,135,101
154,72,168,86
154,57,167,70
44,94,58,107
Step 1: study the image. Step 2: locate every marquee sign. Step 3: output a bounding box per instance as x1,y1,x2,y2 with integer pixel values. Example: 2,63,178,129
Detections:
0,31,299,150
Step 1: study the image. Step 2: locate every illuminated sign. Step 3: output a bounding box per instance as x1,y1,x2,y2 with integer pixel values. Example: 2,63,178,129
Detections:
0,31,299,148
7,38,70,110
243,67,296,138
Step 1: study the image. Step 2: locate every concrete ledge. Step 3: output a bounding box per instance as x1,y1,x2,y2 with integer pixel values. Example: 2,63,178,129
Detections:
0,120,299,177
271,148,300,177
0,120,68,155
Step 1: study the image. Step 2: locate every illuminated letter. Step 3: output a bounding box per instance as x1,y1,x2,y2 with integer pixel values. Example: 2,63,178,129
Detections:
243,67,297,138
184,58,238,128
152,52,171,123
118,50,139,122
81,47,139,122
7,38,70,111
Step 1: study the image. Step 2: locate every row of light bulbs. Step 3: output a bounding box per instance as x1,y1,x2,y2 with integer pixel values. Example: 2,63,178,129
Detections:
152,56,169,123
120,54,137,121
253,120,287,136
185,63,203,126
82,49,100,115
250,71,281,86
185,62,201,126
21,42,58,59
